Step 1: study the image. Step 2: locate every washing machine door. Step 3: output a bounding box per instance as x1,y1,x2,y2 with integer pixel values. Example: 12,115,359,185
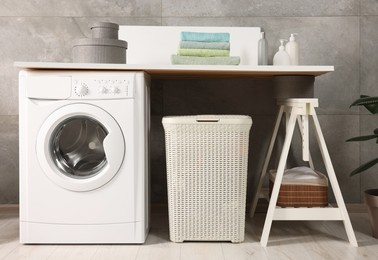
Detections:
36,103,125,191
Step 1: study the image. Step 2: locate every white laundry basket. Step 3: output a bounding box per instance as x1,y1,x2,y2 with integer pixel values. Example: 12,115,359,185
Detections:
162,115,252,243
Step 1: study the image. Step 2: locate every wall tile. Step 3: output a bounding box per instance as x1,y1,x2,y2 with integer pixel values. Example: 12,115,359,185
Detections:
150,80,164,116
151,116,165,162
0,0,161,17
150,116,168,203
360,16,378,100
0,116,18,204
0,17,82,115
246,115,276,204
163,78,276,116
360,115,378,199
163,16,360,115
162,0,359,17
73,17,161,38
361,0,378,15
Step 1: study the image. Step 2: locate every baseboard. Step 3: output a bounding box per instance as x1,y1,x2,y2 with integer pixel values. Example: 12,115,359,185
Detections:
0,204,18,215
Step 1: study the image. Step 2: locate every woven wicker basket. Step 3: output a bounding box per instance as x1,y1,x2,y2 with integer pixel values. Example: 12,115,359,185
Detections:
269,168,328,208
163,115,252,243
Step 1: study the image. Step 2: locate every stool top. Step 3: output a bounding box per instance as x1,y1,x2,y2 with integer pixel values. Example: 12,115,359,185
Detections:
277,98,319,107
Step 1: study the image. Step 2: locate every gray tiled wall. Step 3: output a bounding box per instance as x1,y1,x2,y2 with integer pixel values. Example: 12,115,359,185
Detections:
0,0,376,204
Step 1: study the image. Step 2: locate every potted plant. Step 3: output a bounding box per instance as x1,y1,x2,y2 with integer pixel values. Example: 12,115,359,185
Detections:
347,95,378,238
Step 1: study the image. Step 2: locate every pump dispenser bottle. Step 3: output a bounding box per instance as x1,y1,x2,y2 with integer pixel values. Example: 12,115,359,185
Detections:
258,32,268,65
273,39,291,66
285,33,299,65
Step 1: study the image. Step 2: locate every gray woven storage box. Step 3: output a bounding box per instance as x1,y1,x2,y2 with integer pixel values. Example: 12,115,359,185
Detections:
91,22,119,39
162,115,252,243
72,38,127,64
72,22,127,64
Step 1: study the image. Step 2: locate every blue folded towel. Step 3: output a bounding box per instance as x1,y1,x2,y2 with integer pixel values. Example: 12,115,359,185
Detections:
181,32,230,42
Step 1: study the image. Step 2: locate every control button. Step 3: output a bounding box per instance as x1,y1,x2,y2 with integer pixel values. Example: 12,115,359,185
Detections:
98,86,107,94
109,86,120,94
75,83,89,96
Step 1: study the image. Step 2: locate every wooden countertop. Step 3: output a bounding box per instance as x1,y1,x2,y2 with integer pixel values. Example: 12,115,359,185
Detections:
14,62,334,79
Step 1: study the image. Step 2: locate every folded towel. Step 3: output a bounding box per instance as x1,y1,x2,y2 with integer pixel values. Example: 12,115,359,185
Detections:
180,41,230,50
181,31,230,42
178,48,230,57
269,167,328,186
283,167,321,180
171,55,240,65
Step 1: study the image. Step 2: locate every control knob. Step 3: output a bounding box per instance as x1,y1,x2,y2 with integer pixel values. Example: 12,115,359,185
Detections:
109,86,120,94
75,83,89,96
98,86,107,94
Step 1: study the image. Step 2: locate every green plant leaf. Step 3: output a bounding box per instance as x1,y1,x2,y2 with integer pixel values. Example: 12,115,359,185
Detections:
350,96,378,114
348,95,378,177
350,157,378,176
346,134,378,142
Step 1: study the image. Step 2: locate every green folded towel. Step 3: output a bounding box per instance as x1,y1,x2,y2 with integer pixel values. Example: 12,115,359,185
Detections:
181,31,230,42
171,55,240,65
178,48,230,57
180,41,230,50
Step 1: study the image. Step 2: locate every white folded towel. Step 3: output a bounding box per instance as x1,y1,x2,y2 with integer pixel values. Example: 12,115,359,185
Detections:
269,166,328,186
283,166,320,180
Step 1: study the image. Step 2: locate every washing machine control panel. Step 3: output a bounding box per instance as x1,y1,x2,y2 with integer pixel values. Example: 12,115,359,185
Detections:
71,77,134,99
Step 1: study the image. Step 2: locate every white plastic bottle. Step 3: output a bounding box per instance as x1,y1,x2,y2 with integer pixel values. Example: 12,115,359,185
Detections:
273,39,291,66
285,33,299,65
258,32,268,65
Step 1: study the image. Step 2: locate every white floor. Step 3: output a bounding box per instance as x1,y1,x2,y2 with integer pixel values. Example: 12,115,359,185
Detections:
1,205,378,260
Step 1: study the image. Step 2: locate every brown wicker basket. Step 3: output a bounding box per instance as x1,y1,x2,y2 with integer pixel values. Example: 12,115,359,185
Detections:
269,168,328,208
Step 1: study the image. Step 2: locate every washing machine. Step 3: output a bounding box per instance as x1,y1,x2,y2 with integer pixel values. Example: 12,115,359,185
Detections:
19,70,150,244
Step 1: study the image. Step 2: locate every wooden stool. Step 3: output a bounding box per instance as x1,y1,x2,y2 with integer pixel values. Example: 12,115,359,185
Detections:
249,98,358,247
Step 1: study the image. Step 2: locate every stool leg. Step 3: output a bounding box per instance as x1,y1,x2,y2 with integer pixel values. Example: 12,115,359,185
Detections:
311,108,358,247
249,106,284,218
260,108,298,247
301,115,310,162
296,116,315,169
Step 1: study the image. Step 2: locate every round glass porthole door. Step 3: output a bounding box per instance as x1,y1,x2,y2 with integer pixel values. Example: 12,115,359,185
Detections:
51,116,108,179
37,104,125,192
